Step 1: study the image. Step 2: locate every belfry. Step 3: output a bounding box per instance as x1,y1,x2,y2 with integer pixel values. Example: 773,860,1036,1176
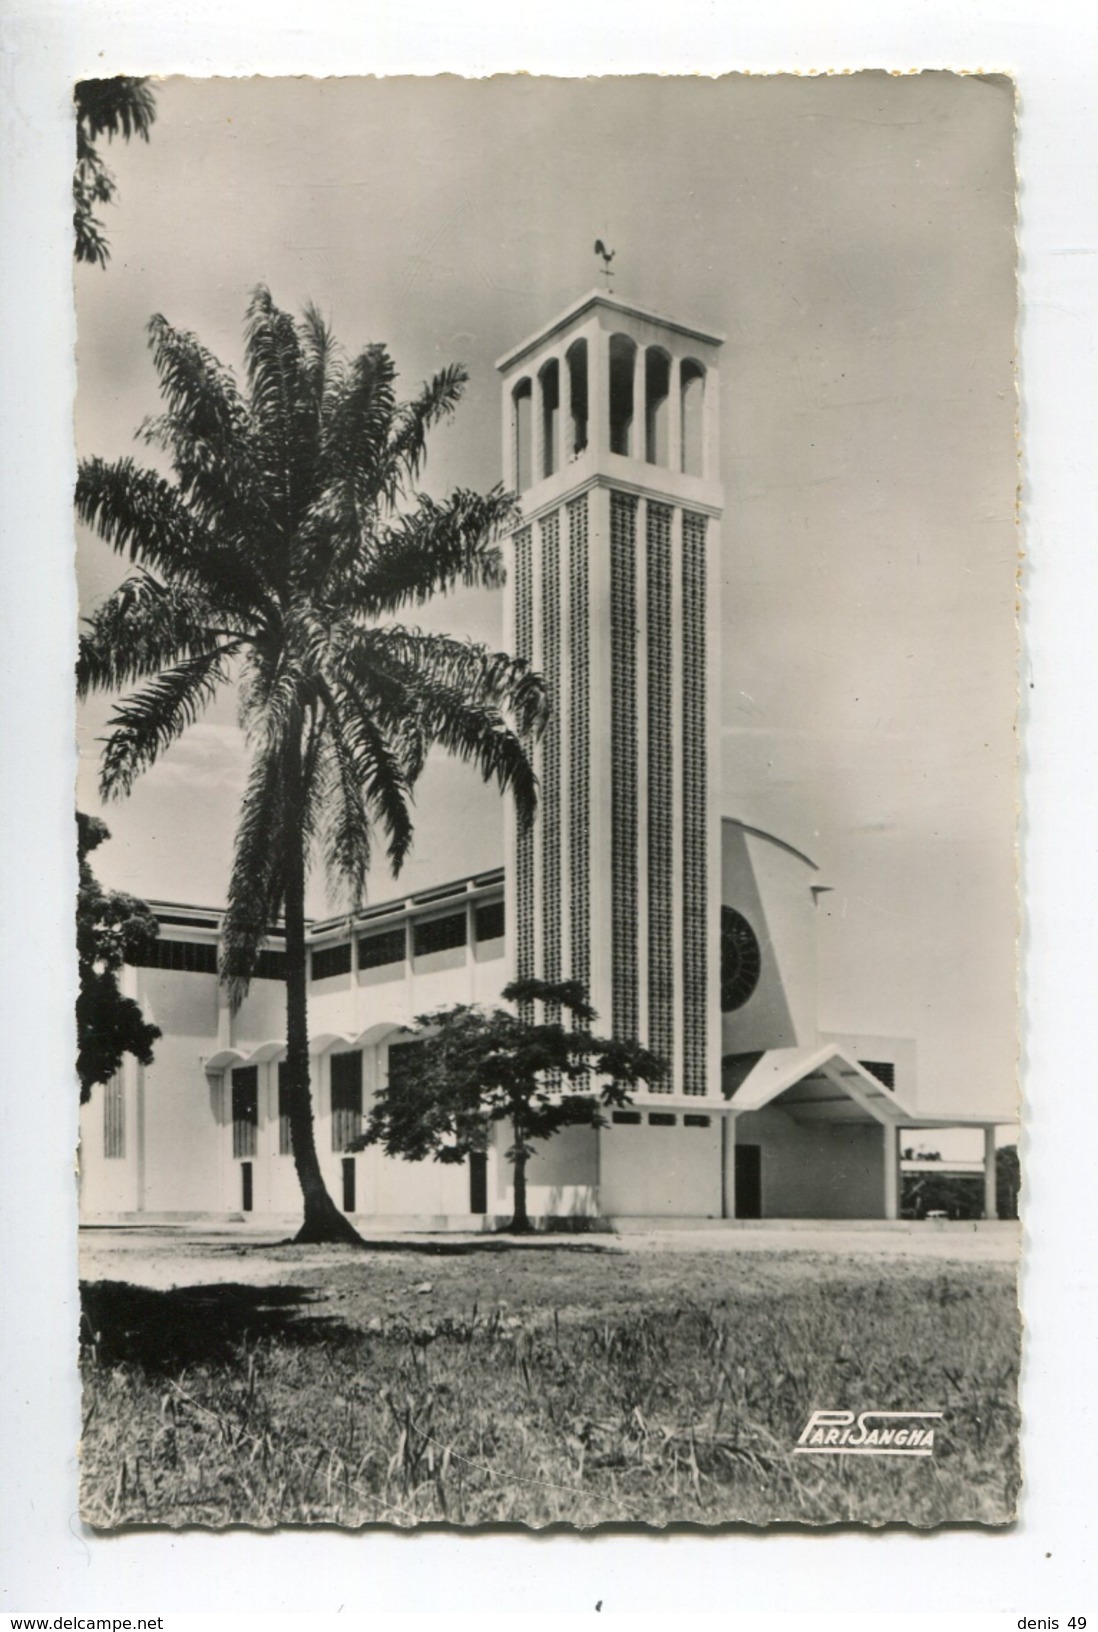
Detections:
497,292,724,1098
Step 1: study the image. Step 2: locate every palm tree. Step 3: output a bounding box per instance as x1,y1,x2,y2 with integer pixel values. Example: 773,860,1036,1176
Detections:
77,286,545,1244
74,77,157,267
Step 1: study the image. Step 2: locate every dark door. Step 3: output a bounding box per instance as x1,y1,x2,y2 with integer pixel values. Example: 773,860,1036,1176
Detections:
735,1144,762,1219
469,1151,488,1215
341,1156,356,1213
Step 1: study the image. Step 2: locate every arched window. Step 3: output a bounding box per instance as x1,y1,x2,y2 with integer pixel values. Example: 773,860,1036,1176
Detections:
539,358,560,479
608,334,637,457
680,360,706,476
566,338,588,459
513,378,533,490
645,347,671,467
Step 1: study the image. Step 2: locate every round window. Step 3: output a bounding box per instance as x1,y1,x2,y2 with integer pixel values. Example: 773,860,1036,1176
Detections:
720,907,761,1011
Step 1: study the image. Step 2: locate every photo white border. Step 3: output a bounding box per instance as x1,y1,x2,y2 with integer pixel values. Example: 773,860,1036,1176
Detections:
2,0,1095,1615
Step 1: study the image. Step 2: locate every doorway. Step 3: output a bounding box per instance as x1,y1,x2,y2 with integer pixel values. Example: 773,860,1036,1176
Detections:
735,1144,762,1218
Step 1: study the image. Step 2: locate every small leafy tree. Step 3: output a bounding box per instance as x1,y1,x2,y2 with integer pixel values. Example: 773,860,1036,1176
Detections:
355,978,665,1232
996,1144,1020,1221
76,812,161,1101
74,77,157,267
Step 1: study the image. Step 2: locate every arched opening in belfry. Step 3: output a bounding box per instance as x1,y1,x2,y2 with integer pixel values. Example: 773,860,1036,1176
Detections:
539,358,560,479
513,377,533,490
680,360,706,477
609,334,637,457
645,347,671,467
566,338,588,460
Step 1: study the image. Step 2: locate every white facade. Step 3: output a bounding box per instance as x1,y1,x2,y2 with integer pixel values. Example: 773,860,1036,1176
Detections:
78,292,1009,1227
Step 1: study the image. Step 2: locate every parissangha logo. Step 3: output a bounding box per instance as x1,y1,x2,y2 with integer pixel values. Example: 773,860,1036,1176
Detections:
794,1409,944,1457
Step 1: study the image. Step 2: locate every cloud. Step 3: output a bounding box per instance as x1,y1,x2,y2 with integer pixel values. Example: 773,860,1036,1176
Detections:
142,722,251,794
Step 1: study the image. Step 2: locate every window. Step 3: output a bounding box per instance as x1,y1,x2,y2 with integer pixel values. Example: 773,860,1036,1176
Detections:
646,502,674,1081
232,1066,258,1158
610,491,639,1044
127,937,217,974
860,1060,896,1090
330,1051,363,1152
358,925,406,970
311,941,351,982
720,907,762,1012
514,527,535,997
469,1151,488,1215
684,1114,711,1129
474,898,505,944
413,911,466,958
682,512,709,1091
103,1074,125,1158
241,1161,254,1213
388,1039,427,1089
254,947,286,980
611,1110,642,1126
342,1157,357,1213
648,1111,677,1127
608,335,636,455
541,511,561,1020
568,496,591,1007
513,378,533,490
277,1060,293,1155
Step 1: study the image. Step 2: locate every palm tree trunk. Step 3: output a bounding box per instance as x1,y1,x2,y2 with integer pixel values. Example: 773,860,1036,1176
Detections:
283,728,363,1247
508,1114,533,1234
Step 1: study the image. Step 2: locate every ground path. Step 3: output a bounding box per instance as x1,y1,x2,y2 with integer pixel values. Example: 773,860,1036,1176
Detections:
80,1219,1020,1294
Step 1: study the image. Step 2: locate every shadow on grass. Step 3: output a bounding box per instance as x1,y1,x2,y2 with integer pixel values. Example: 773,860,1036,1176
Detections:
81,1279,352,1372
197,1234,616,1259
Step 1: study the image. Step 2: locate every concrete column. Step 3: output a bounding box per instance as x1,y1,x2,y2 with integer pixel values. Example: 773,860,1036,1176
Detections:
668,355,682,473
721,1112,737,1219
633,343,646,462
983,1126,998,1219
589,324,609,462
554,352,567,476
883,1123,899,1220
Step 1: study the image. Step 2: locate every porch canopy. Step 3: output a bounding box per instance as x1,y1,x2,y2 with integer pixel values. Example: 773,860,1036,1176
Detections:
722,1043,1006,1219
724,1043,912,1126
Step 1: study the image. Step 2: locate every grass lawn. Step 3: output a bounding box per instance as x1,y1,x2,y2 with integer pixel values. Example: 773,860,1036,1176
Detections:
79,1242,1020,1528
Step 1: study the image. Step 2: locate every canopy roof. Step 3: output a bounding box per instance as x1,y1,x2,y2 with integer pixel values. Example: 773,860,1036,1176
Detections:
724,1044,915,1126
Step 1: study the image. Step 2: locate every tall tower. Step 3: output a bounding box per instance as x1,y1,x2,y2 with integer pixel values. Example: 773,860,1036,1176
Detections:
498,291,724,1098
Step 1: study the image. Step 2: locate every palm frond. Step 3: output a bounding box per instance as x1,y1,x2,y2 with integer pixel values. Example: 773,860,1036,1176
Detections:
76,456,271,625
348,625,548,741
346,486,517,617
244,286,317,536
98,648,230,799
298,302,345,432
320,341,400,533
140,315,259,536
75,78,156,144
220,748,290,1009
77,573,238,698
315,675,415,882
387,362,468,485
336,627,541,829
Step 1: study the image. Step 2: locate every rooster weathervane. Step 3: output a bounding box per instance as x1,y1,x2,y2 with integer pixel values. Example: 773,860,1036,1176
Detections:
594,239,615,292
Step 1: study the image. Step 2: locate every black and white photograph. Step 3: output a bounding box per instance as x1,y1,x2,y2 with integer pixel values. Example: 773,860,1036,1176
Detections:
70,71,1023,1529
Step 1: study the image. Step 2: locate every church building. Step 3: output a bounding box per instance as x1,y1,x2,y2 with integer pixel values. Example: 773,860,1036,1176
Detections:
78,292,1008,1228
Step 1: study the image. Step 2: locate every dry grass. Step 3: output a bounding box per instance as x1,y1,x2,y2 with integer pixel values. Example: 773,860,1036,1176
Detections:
79,1248,1020,1529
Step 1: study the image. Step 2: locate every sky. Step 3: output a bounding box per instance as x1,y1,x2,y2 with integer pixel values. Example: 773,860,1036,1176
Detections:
74,71,1019,1119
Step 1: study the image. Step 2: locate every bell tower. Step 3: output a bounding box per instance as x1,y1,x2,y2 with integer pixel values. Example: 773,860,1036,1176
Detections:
498,291,723,1098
